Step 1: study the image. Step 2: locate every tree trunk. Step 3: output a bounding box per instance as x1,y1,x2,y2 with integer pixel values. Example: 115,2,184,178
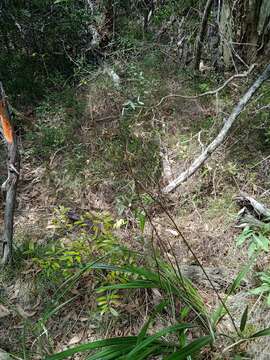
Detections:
219,0,270,66
0,83,20,265
194,0,213,70
219,0,233,68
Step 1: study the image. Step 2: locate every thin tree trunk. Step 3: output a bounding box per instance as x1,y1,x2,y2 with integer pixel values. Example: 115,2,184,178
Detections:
194,0,213,70
162,64,270,193
219,0,233,68
0,83,20,265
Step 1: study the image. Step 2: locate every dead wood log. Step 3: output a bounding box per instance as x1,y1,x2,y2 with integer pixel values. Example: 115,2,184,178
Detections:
235,193,270,228
162,63,270,193
0,83,20,265
156,65,255,106
236,193,270,219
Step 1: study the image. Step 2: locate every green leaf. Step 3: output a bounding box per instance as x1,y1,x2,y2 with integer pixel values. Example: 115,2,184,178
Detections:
132,344,169,360
86,344,135,360
126,323,194,359
236,227,252,246
259,272,270,284
97,280,155,293
250,285,270,295
254,234,269,252
94,263,208,329
137,300,169,343
250,327,270,338
180,306,190,321
248,242,257,257
240,306,248,332
165,336,212,360
212,260,253,327
228,260,253,294
45,337,138,360
109,307,119,317
267,293,270,306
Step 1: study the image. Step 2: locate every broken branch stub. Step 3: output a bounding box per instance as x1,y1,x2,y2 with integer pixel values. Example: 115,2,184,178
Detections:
235,193,270,228
162,63,270,194
0,82,20,265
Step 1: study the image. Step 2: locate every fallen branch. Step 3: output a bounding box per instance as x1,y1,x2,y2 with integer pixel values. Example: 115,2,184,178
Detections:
162,64,270,193
0,83,20,265
235,193,270,228
236,193,270,218
156,64,256,107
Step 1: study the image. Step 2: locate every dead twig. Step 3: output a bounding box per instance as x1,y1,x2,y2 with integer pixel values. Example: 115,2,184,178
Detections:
156,64,256,107
162,63,270,193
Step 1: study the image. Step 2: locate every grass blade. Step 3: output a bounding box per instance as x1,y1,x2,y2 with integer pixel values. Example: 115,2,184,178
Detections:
97,280,156,292
240,306,248,332
137,300,169,343
126,323,194,359
211,261,252,328
165,335,212,360
45,337,138,360
86,344,135,360
131,344,170,360
250,327,270,338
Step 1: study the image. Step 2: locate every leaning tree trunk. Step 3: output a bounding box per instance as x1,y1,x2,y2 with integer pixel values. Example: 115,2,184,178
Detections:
162,63,270,193
0,83,20,265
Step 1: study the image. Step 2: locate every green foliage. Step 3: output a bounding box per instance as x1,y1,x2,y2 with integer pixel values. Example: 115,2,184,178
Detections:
0,1,99,103
198,82,210,92
153,0,195,25
115,181,153,221
211,261,253,328
236,220,270,306
240,306,249,332
26,87,85,160
96,261,210,330
20,206,139,317
236,224,270,257
45,259,270,359
35,206,127,274
96,292,122,317
250,271,270,306
45,323,212,360
26,124,70,160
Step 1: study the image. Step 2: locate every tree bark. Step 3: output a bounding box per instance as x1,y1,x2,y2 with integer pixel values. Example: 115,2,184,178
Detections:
219,0,233,67
194,0,213,70
0,83,20,265
162,63,270,193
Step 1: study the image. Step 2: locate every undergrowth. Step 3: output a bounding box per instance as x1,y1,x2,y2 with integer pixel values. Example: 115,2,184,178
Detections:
1,34,270,360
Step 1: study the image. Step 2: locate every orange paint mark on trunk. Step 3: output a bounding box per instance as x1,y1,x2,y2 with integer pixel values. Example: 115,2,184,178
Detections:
0,101,13,144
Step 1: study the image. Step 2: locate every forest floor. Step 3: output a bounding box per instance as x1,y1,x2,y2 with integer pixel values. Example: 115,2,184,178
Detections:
0,54,270,359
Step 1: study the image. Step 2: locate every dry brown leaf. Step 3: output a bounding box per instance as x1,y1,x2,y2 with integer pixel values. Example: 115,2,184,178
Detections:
16,304,36,318
68,333,83,346
0,304,10,318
